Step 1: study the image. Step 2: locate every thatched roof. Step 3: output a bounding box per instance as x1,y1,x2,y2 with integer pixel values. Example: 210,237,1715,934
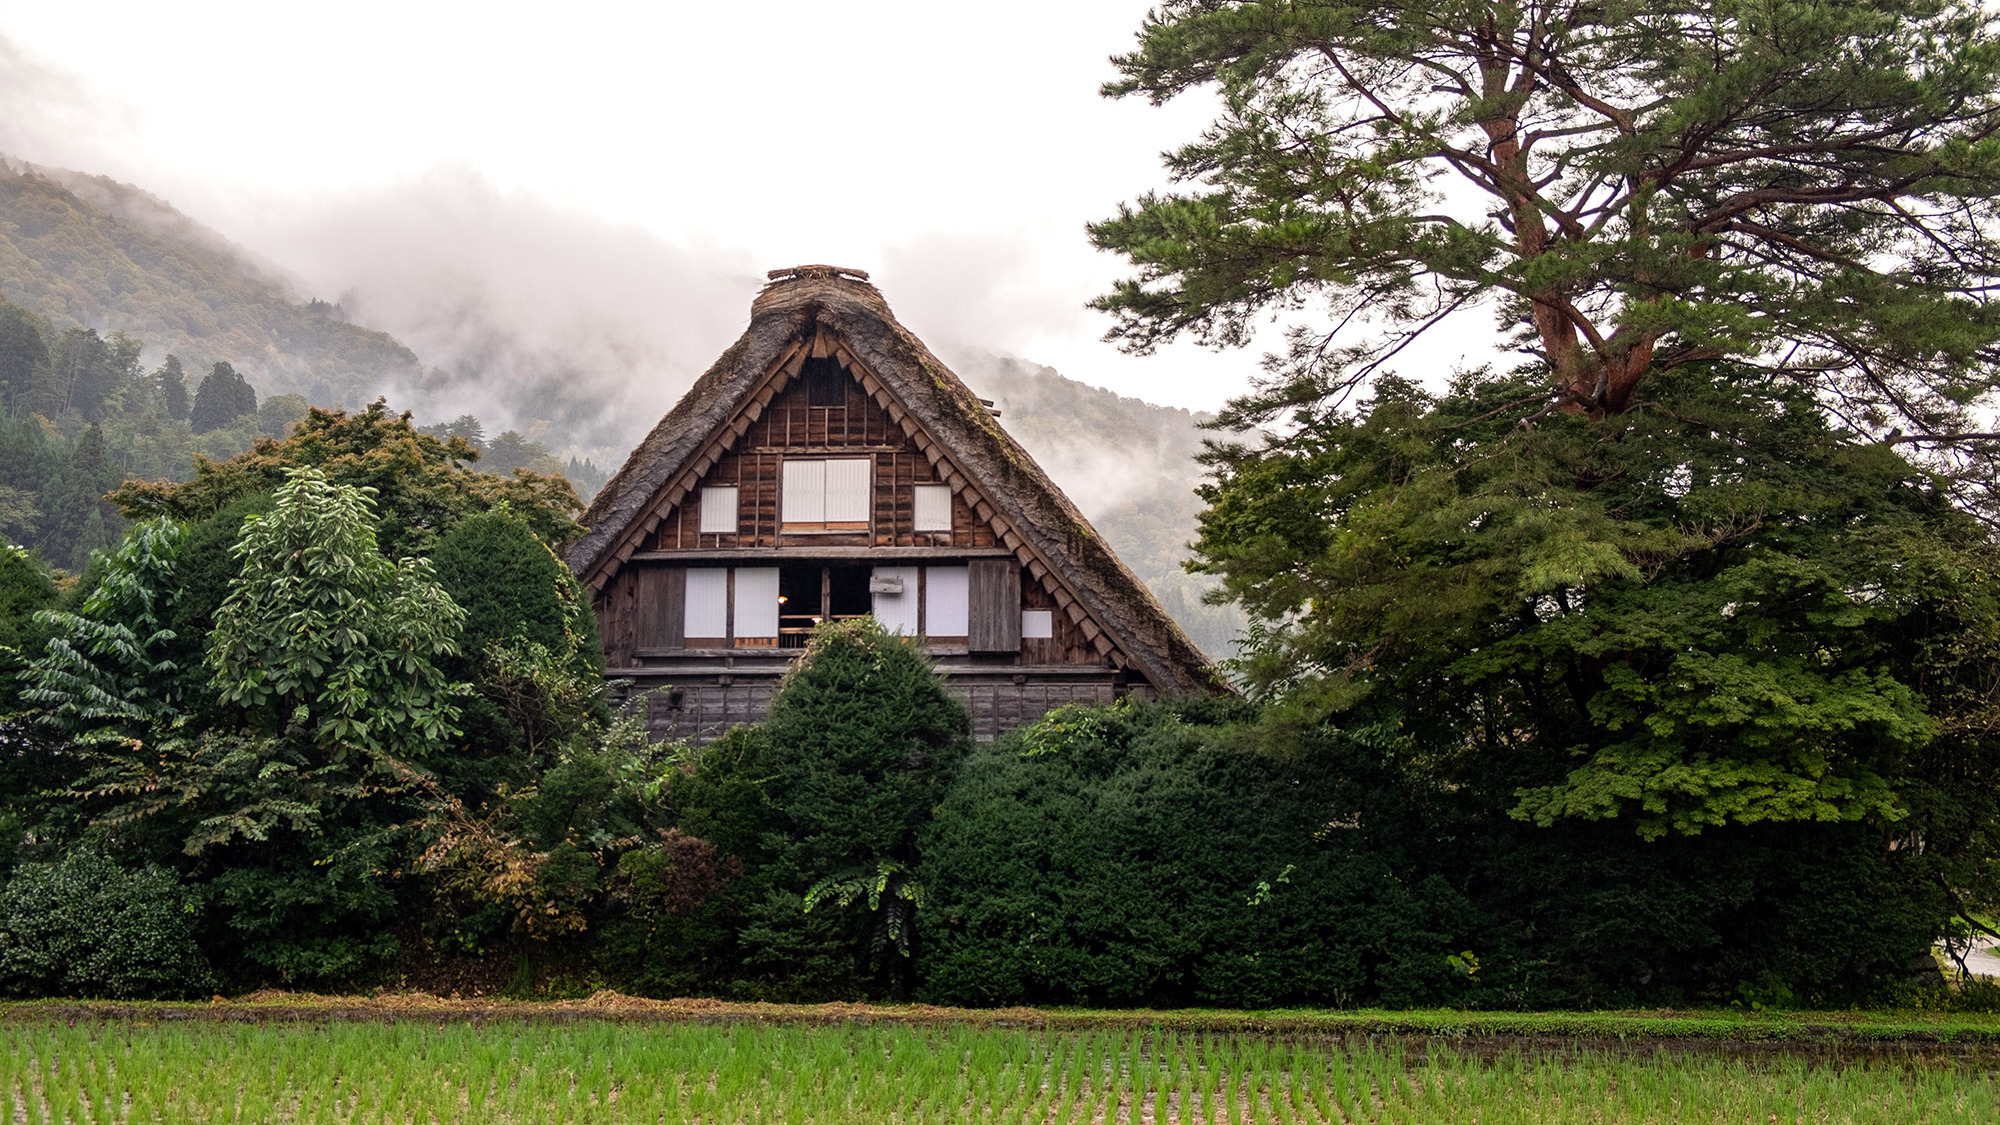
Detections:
569,265,1228,697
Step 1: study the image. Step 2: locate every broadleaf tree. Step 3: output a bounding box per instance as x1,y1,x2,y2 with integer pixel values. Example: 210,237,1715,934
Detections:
207,467,465,762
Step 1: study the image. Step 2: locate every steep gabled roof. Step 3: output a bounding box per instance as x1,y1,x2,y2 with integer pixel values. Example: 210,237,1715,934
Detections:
569,265,1228,697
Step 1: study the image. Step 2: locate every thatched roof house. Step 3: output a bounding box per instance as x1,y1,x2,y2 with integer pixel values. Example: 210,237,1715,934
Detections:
569,265,1226,740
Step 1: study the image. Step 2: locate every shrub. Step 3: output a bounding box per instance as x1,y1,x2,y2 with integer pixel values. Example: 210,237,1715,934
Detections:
0,849,214,999
918,700,1477,1008
430,508,600,669
430,508,605,776
670,620,970,999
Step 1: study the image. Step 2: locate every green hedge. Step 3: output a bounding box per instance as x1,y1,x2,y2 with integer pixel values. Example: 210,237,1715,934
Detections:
919,699,1477,1008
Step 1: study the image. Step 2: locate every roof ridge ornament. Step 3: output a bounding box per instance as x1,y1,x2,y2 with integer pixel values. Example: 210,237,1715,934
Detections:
767,264,871,282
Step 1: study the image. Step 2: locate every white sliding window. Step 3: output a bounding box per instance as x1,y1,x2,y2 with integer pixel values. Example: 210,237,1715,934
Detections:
684,568,729,641
912,484,951,532
733,567,780,644
871,566,920,634
782,458,871,529
1021,609,1055,639
698,486,738,534
781,461,825,525
825,459,871,524
925,566,969,637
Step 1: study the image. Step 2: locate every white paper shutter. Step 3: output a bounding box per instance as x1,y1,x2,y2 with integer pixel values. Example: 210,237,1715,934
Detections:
871,566,921,634
733,568,780,639
684,568,729,639
782,460,825,524
699,486,738,534
824,459,872,523
912,484,951,531
925,566,970,636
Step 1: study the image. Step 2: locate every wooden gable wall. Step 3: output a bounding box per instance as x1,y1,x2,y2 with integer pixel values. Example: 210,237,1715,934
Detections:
645,368,1000,552
591,344,1119,672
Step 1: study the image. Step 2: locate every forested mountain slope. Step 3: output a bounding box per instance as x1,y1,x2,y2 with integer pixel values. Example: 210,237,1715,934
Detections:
0,158,1243,660
945,348,1245,663
0,160,419,405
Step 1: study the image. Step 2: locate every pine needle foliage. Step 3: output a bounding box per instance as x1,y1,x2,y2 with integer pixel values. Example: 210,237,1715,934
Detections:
1093,0,2000,463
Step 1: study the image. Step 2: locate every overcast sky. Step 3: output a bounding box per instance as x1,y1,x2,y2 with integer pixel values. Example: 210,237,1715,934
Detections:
0,1,1493,415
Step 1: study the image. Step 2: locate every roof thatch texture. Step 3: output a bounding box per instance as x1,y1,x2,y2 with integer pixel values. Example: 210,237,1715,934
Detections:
569,266,1228,697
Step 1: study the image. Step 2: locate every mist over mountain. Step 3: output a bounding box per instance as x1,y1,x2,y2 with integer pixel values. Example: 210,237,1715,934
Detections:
0,159,419,404
0,158,1244,660
244,167,762,465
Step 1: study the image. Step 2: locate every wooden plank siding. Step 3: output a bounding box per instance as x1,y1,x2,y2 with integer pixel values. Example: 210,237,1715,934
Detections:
968,559,1021,653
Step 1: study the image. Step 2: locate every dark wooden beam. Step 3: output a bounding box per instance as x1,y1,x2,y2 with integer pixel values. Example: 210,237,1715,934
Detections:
625,547,1018,562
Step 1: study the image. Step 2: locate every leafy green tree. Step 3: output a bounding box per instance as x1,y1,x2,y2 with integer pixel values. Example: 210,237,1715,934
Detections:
1092,1,2000,460
0,546,57,709
431,508,600,668
208,467,465,760
1096,1,2000,940
160,493,272,706
24,518,187,736
481,430,561,477
110,400,584,555
430,508,604,773
1193,364,2000,961
153,355,190,423
256,393,310,438
189,361,257,434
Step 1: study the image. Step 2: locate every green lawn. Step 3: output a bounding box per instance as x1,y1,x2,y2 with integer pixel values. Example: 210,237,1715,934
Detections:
6,1017,1993,1123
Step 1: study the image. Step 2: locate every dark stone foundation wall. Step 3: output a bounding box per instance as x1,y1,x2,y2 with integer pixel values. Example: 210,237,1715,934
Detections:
618,673,1145,743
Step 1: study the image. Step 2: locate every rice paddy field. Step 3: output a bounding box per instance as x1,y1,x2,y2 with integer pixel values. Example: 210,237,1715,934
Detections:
3,1017,1995,1124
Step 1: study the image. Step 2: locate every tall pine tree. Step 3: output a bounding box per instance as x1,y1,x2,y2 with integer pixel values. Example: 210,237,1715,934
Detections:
39,424,124,570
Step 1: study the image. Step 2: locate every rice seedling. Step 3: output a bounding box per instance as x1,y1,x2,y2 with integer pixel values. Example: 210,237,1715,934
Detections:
0,1017,1990,1123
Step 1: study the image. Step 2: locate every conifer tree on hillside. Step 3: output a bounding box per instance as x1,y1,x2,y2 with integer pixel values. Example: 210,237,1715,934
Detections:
48,328,141,422
39,424,123,570
0,302,49,422
153,355,190,422
189,361,256,434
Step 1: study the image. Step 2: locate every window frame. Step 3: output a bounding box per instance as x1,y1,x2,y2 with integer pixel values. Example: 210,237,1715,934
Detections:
781,456,873,532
